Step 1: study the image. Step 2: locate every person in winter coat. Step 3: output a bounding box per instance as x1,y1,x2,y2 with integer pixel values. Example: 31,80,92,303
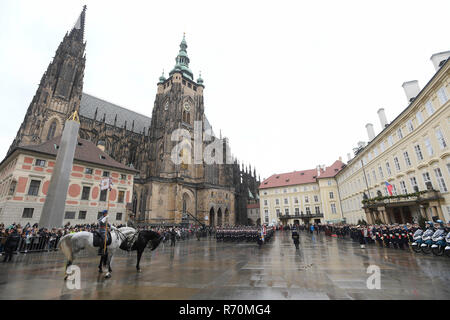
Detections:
3,228,20,262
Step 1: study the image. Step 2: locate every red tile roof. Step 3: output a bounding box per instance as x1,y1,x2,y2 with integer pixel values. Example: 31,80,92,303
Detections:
16,136,138,173
259,160,345,189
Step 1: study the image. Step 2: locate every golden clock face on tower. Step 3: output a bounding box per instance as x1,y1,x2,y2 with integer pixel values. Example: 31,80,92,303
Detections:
164,101,169,110
183,102,191,112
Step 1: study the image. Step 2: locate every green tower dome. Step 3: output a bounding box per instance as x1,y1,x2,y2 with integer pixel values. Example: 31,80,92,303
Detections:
197,72,204,86
169,33,194,80
158,70,166,84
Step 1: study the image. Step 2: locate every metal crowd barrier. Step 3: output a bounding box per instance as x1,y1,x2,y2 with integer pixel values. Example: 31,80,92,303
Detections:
0,235,61,254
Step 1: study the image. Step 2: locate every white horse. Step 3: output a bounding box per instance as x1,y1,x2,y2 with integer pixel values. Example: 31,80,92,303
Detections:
58,226,136,279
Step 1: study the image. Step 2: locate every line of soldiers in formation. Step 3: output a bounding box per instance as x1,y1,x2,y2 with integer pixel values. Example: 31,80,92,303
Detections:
325,222,450,249
215,226,275,243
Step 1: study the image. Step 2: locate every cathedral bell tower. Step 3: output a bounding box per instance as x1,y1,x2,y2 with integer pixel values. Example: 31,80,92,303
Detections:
8,6,87,154
149,34,205,182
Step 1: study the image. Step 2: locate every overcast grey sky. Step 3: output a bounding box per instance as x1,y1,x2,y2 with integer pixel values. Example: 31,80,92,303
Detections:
0,0,449,180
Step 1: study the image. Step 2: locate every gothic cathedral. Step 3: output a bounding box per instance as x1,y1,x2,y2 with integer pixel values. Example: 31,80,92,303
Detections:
7,6,260,226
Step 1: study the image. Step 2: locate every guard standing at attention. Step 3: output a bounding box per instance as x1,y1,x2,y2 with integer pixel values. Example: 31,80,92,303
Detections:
292,227,300,250
97,209,110,256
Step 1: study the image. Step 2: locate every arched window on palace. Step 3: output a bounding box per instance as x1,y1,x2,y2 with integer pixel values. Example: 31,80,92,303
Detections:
47,121,57,140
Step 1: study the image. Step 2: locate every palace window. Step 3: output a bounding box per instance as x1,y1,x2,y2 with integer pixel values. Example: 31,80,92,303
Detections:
85,168,93,174
378,166,384,179
118,190,125,203
121,174,126,180
425,100,435,116
386,162,392,176
103,171,110,177
22,208,34,218
78,211,87,220
416,111,424,125
329,191,334,199
81,186,90,200
400,181,407,194
275,199,279,205
372,170,377,182
394,157,401,171
35,159,46,167
276,209,281,217
397,128,403,139
305,206,311,215
294,197,298,204
435,128,447,149
116,212,123,221
315,206,320,214
331,203,337,214
304,196,309,203
424,137,434,156
422,172,432,188
264,199,268,206
8,180,16,196
403,151,412,167
64,211,75,219
314,195,318,202
285,208,289,215
388,135,394,147
100,189,107,202
437,87,448,105
407,120,414,133
284,198,288,204
434,168,448,192
410,177,418,191
414,145,424,161
28,180,41,196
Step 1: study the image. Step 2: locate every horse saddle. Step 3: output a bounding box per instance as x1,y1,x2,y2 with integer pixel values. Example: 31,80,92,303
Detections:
92,231,112,247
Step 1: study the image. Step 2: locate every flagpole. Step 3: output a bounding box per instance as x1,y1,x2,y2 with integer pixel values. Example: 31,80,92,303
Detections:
361,160,371,198
103,177,111,257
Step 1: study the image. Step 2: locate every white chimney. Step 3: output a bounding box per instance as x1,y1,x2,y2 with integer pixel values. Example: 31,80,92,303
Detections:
365,123,375,141
402,80,421,103
338,156,342,162
347,153,351,161
430,51,450,71
316,165,321,177
377,108,388,129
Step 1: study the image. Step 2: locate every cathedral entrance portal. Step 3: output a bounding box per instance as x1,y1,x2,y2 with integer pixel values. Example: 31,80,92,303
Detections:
209,208,215,227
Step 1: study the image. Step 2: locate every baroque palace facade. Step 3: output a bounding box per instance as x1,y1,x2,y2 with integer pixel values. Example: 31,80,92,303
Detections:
260,51,450,226
5,7,260,226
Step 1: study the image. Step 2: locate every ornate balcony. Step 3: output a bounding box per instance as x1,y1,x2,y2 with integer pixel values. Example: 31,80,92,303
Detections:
362,189,443,209
278,213,324,220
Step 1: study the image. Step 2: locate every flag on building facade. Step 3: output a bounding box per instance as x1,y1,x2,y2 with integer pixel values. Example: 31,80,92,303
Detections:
100,177,113,191
385,181,393,196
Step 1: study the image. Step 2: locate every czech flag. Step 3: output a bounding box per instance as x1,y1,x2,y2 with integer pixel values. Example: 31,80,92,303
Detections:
385,181,393,196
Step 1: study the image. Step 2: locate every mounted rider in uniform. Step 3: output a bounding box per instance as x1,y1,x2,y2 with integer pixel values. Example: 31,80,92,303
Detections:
98,209,110,255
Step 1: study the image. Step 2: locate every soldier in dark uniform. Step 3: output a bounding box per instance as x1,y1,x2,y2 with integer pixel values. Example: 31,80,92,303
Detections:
97,210,110,256
292,227,300,250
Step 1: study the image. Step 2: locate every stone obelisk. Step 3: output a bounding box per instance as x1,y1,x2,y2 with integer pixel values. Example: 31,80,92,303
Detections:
39,111,80,229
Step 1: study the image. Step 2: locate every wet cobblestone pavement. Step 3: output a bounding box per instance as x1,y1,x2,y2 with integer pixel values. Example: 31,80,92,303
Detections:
0,230,449,300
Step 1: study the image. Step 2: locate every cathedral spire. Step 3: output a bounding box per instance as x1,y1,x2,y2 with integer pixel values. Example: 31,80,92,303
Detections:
69,5,87,42
169,33,193,80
